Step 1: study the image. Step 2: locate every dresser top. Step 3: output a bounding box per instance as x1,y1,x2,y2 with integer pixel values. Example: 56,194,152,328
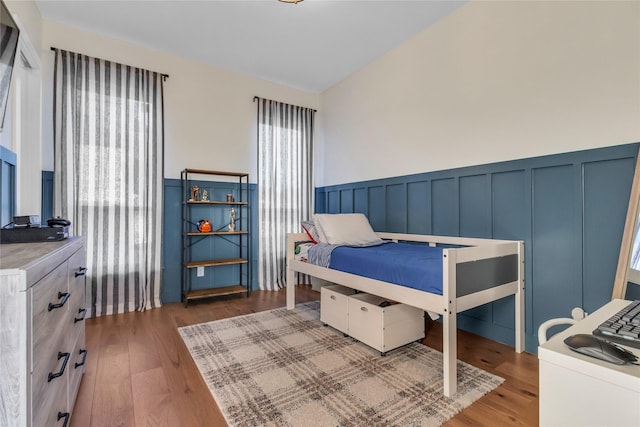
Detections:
0,237,85,288
538,299,640,387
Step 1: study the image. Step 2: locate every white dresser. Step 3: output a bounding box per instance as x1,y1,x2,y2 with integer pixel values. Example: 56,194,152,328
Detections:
0,237,87,427
538,299,640,427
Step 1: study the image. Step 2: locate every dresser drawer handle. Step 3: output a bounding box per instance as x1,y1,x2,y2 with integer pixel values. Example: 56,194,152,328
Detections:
360,306,368,312
74,308,87,323
48,352,70,382
57,411,70,427
48,292,70,311
75,349,88,369
330,295,336,300
75,267,88,277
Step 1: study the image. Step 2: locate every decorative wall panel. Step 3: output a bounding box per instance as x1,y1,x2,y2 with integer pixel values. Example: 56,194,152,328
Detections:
315,144,638,352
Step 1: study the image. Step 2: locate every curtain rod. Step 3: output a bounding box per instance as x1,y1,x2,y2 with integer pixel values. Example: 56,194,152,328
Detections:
50,47,169,80
253,96,317,112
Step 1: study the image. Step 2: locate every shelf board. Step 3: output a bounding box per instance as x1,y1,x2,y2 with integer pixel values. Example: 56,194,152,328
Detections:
186,258,248,268
186,200,248,205
183,168,249,178
185,285,248,301
186,231,248,236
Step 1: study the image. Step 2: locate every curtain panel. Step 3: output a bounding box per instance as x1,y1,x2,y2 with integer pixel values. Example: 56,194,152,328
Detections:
53,49,164,317
256,97,315,290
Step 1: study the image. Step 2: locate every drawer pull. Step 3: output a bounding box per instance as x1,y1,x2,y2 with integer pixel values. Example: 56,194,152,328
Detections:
360,306,368,312
75,348,88,368
330,295,336,300
48,292,70,311
74,307,87,323
75,267,88,277
48,352,70,382
57,411,70,427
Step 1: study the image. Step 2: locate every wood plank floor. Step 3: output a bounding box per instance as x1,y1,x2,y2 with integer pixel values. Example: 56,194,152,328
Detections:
71,285,539,427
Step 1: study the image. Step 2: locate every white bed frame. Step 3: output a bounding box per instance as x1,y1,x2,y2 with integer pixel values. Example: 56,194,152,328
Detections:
286,232,525,397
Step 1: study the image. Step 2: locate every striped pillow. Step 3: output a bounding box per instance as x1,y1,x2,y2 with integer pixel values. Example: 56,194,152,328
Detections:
301,220,319,243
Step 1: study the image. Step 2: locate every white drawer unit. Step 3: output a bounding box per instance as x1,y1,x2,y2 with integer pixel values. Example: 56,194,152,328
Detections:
320,284,356,334
347,293,425,355
0,237,87,427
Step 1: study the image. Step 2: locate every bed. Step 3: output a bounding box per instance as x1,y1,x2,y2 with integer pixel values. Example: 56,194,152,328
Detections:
285,214,525,397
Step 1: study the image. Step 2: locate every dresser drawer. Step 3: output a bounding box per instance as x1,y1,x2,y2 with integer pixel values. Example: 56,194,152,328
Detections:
68,249,87,341
68,332,87,414
348,293,424,354
31,349,70,427
31,261,72,374
320,285,355,334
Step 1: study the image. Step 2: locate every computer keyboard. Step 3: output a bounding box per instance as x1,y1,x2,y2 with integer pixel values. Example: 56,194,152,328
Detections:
593,300,640,349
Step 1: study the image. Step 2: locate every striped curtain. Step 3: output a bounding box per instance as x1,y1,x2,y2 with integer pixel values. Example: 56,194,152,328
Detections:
256,97,314,290
53,49,164,317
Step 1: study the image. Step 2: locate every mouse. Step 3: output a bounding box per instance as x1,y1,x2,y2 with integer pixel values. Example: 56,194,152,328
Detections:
563,334,638,365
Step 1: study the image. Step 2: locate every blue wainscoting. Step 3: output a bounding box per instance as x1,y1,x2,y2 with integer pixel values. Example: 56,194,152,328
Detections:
162,178,258,304
41,171,54,221
0,145,16,226
315,143,639,353
39,143,640,353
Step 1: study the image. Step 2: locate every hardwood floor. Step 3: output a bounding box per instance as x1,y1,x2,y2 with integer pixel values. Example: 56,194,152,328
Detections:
71,285,539,427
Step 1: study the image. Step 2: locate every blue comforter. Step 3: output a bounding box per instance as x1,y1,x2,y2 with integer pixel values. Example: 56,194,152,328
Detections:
308,242,444,295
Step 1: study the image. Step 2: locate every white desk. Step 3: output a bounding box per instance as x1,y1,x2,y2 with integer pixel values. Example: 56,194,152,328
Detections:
538,299,640,427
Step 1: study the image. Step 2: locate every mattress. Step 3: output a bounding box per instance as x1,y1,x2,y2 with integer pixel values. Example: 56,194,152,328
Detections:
307,242,444,295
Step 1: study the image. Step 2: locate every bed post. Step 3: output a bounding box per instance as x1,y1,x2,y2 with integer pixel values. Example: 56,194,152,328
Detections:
515,241,525,352
286,234,296,310
442,248,457,397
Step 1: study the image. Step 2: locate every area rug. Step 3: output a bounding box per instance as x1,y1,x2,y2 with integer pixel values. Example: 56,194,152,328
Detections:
178,301,503,427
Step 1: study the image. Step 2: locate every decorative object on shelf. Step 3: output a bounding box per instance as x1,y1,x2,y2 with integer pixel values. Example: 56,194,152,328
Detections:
226,193,234,202
197,219,212,233
228,208,236,231
202,190,209,201
190,185,200,201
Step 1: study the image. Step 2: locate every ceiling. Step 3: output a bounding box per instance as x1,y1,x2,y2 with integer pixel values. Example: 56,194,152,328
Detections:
35,0,464,93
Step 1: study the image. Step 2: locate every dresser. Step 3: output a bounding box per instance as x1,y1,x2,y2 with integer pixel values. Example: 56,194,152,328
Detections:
538,299,640,426
0,237,87,427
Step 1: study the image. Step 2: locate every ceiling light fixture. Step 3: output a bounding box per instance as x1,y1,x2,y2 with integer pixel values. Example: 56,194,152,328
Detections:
278,0,303,4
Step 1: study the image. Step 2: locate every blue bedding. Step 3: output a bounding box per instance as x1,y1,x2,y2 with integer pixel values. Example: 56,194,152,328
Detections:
313,242,444,295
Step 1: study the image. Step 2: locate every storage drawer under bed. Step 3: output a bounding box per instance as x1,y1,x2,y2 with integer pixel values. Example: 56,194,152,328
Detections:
320,284,356,334
347,293,425,355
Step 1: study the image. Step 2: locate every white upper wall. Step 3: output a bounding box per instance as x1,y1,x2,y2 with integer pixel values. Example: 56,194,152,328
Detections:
5,0,42,49
319,0,640,187
40,20,320,180
2,0,43,151
9,0,640,189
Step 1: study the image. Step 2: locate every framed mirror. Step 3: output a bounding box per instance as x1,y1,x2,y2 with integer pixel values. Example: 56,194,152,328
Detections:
613,148,640,300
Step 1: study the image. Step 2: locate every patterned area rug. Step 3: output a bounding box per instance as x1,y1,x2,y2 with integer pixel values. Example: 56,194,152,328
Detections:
178,301,503,427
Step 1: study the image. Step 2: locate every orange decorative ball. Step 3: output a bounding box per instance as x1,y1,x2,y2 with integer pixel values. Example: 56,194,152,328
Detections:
197,219,212,232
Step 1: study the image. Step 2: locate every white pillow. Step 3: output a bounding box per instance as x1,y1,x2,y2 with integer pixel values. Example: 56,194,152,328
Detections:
313,213,383,246
314,219,329,243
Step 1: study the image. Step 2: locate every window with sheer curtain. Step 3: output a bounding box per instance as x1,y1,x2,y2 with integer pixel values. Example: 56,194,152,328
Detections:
53,49,165,317
256,97,315,291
